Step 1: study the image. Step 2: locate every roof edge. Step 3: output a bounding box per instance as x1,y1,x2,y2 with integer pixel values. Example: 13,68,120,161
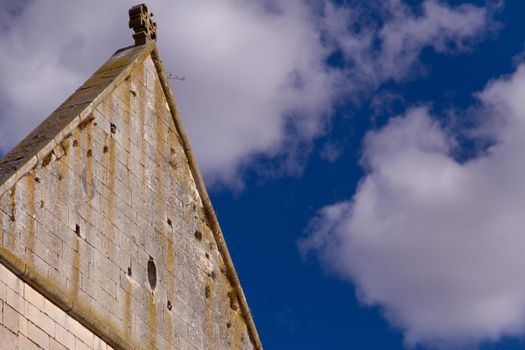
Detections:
150,47,263,349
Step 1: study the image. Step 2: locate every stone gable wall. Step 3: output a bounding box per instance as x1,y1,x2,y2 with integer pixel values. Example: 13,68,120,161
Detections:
0,55,253,350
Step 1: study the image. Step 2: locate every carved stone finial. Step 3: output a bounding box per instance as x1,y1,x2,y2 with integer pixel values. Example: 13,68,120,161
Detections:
128,4,157,46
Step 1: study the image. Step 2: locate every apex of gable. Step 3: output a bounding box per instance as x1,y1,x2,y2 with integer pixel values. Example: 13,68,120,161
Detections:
129,3,157,46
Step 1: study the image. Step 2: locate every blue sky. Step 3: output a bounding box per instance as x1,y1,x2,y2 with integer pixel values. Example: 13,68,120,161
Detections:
2,1,525,349
222,2,525,347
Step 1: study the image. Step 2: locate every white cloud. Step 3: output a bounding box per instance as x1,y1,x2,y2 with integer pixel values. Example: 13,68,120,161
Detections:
157,0,336,186
0,0,491,186
322,0,489,93
301,65,525,348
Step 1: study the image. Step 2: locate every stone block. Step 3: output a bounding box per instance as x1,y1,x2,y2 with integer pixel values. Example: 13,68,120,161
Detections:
27,321,50,349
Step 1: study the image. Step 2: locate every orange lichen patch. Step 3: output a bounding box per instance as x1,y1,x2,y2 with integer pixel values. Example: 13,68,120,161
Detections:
85,130,94,201
42,152,53,168
120,77,133,122
124,277,133,337
204,279,218,347
3,185,17,248
217,272,232,347
72,128,83,216
67,128,82,299
8,185,16,222
55,143,68,212
24,172,37,267
215,269,250,350
154,80,166,152
153,85,166,222
78,114,95,130
121,87,132,178
102,116,117,258
134,59,146,90
137,69,146,179
228,290,240,312
229,307,249,350
58,137,71,159
71,237,80,297
164,235,175,345
107,137,116,215
147,292,158,348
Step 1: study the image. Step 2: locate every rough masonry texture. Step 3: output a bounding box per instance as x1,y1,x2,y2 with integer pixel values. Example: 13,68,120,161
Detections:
0,33,261,349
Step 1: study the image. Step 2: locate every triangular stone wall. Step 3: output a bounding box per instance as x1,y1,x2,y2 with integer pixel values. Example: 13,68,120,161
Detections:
0,43,260,349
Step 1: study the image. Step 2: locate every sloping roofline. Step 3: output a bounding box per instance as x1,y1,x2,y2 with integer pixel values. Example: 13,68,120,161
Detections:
0,41,262,349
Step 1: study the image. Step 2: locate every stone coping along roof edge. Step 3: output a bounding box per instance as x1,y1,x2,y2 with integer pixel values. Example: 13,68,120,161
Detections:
0,40,263,349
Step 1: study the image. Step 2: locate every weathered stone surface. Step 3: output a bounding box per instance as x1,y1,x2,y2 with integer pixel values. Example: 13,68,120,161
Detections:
0,263,111,350
0,42,259,349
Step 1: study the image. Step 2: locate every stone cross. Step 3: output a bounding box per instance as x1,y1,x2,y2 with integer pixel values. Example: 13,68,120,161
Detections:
128,4,157,46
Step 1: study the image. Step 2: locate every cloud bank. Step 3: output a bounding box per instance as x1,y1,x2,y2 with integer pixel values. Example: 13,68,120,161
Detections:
302,65,525,348
0,0,490,186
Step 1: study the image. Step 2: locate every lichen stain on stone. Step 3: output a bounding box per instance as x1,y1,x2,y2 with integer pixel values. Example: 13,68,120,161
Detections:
41,152,53,168
135,59,146,92
80,122,95,201
147,291,158,348
121,77,132,122
102,118,117,258
230,311,247,350
134,59,147,168
228,290,240,312
72,128,84,216
164,234,175,345
208,247,226,347
218,270,249,350
119,81,132,183
204,277,218,347
78,114,95,130
124,276,133,338
153,82,166,220
24,171,37,267
68,128,82,298
71,236,80,297
55,137,71,161
137,71,146,182
55,143,68,212
2,184,16,250
154,79,165,155
8,186,16,222
5,185,17,249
